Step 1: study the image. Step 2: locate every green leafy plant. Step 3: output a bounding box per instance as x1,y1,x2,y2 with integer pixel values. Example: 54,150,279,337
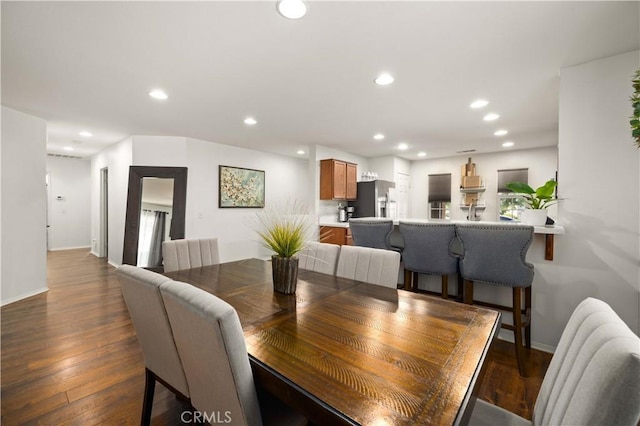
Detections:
253,200,315,258
631,69,640,147
505,180,559,209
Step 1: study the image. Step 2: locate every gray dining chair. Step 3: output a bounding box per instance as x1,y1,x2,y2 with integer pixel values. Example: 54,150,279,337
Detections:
456,223,534,376
336,245,401,288
116,265,190,425
162,237,220,273
399,221,459,297
470,297,640,426
159,280,306,426
348,218,395,250
298,241,341,275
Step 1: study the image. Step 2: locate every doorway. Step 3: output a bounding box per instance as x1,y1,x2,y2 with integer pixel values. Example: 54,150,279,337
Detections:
99,167,108,258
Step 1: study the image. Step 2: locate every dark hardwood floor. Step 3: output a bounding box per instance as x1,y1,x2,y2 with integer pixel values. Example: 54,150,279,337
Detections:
1,249,551,424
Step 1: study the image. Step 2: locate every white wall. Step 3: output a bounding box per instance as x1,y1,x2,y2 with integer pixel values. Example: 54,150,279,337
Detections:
90,137,133,264
410,147,558,221
47,157,91,250
557,50,640,336
1,107,48,305
92,135,311,263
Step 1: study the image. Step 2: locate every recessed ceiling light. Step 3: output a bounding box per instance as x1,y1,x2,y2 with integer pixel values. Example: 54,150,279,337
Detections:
494,129,508,136
374,73,394,86
470,99,489,109
502,141,515,147
373,133,385,140
63,146,75,151
79,131,92,137
277,0,307,19
296,150,305,155
244,117,257,125
149,89,168,100
398,142,409,150
483,113,500,121
417,152,427,157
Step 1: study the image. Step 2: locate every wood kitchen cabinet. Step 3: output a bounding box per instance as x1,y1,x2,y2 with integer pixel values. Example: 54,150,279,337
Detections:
320,159,357,200
320,226,353,246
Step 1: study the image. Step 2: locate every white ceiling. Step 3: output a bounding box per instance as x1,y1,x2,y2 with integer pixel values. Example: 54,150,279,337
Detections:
2,1,638,160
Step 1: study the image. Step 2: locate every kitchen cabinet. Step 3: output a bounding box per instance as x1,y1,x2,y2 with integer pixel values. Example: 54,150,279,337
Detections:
320,226,353,246
320,159,357,200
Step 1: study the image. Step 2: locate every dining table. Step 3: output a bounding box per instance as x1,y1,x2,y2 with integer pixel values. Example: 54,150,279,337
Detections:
164,258,501,426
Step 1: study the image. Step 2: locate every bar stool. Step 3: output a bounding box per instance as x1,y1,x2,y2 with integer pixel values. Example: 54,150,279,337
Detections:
399,221,460,297
455,223,534,376
348,218,395,250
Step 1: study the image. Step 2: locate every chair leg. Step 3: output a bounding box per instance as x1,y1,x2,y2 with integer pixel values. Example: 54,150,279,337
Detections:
403,269,412,291
524,286,532,349
441,275,449,299
412,271,419,292
512,288,527,377
463,280,473,305
142,368,156,426
457,275,464,302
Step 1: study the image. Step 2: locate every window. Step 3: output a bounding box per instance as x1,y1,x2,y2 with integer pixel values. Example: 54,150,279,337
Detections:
428,173,451,220
497,168,528,221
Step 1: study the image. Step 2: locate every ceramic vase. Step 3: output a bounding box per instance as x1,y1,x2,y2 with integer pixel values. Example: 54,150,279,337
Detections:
271,255,298,294
520,209,547,226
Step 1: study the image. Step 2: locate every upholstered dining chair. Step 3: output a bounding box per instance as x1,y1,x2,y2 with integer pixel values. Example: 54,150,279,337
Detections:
162,237,220,273
470,297,640,426
159,280,306,426
456,223,534,376
116,265,190,426
336,245,401,288
298,241,341,275
348,218,395,250
399,221,459,297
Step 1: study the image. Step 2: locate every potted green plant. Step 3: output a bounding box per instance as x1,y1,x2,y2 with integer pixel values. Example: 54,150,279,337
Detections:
505,180,559,226
253,201,315,294
630,68,640,147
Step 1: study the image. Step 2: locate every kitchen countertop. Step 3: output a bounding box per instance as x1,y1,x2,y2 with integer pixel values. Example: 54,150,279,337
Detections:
318,218,565,235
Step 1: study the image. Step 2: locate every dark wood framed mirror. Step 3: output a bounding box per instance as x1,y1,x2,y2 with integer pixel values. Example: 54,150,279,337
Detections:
122,166,188,267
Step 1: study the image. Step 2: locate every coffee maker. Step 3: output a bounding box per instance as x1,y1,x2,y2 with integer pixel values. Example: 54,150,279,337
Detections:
346,206,355,220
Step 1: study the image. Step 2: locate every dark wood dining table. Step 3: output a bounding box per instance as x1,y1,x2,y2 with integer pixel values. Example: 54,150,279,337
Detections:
164,258,501,426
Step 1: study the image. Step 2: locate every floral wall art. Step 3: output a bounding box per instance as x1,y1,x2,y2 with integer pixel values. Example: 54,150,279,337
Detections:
219,165,265,208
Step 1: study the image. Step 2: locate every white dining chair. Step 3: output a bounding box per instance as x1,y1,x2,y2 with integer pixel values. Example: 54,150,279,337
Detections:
298,242,341,275
159,280,306,426
116,265,190,425
336,245,401,288
162,237,220,272
470,297,640,426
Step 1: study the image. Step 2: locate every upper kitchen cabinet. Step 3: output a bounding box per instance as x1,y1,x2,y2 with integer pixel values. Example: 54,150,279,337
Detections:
320,159,358,200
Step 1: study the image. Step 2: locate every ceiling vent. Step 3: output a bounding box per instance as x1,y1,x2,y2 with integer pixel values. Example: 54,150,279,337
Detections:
47,153,83,160
456,149,476,154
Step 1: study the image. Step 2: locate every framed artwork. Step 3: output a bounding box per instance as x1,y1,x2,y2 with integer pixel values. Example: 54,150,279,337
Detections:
218,165,265,208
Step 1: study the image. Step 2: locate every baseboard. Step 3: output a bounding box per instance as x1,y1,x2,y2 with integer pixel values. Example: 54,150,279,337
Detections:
1,287,49,306
496,331,555,354
48,245,91,251
107,260,121,268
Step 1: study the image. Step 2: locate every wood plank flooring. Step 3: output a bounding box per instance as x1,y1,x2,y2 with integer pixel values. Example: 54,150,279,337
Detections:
1,249,551,424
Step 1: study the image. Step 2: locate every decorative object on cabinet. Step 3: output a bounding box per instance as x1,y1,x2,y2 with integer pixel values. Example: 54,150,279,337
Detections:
506,179,559,226
320,159,357,200
631,68,640,147
219,165,265,208
252,200,315,294
459,157,484,220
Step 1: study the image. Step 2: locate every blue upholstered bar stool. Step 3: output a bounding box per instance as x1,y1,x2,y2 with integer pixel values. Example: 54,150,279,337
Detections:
455,223,534,376
399,221,459,298
348,218,395,250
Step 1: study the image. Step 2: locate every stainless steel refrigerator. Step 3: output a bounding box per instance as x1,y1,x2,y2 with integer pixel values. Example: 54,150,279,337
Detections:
349,180,396,218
